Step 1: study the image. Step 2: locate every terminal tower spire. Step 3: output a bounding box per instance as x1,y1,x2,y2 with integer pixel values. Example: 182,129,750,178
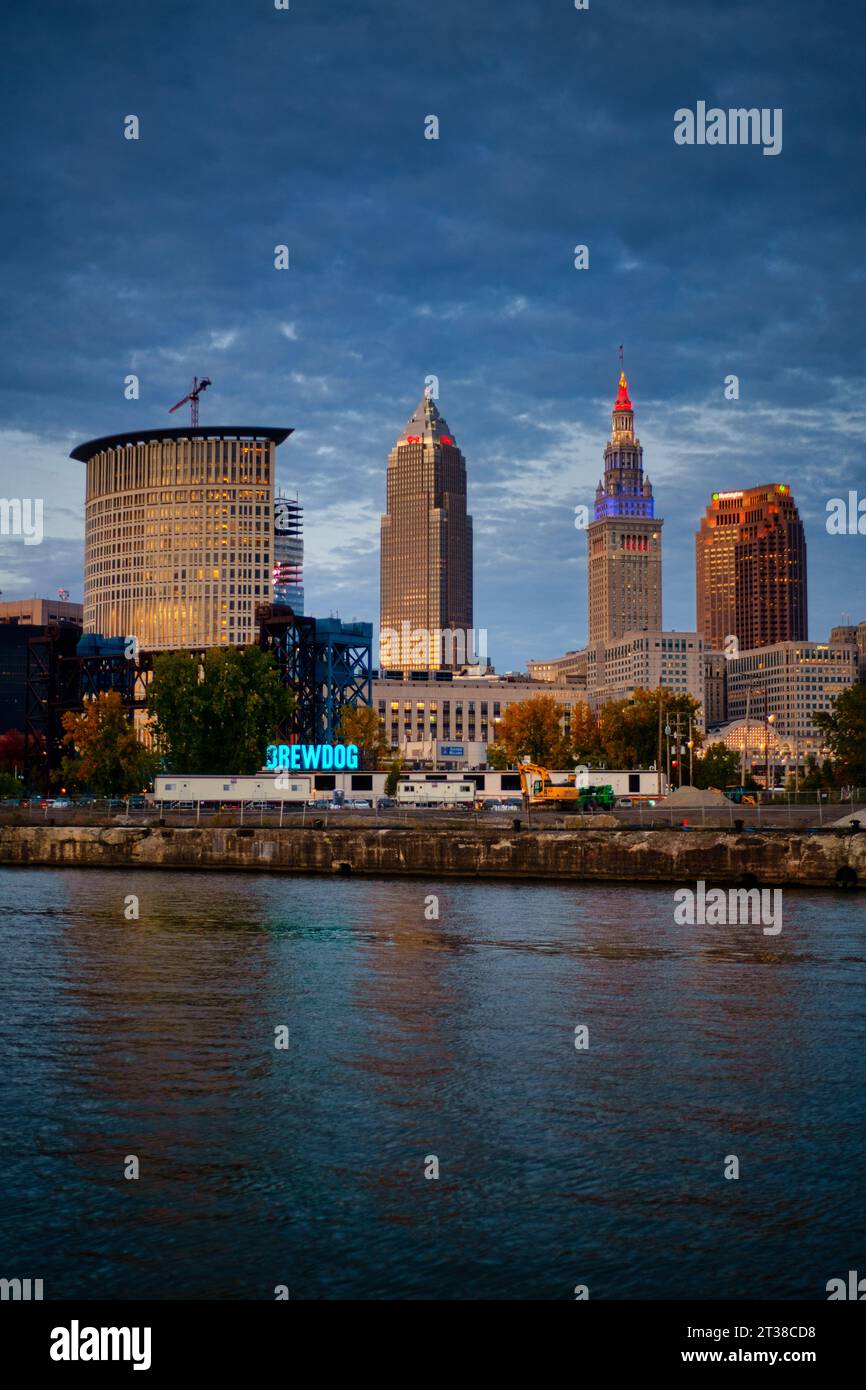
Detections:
586,367,664,642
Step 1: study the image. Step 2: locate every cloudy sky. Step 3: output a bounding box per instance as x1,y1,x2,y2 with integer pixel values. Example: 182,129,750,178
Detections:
1,0,864,668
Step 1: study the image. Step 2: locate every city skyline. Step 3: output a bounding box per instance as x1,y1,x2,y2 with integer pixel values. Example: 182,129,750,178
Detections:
1,0,864,667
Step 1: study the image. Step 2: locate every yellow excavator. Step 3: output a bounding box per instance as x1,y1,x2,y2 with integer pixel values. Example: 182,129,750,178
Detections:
517,762,615,812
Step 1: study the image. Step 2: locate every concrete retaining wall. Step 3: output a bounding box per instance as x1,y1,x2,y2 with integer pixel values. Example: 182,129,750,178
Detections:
0,825,864,888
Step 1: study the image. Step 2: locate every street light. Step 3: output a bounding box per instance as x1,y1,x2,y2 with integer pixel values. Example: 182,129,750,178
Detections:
764,712,776,790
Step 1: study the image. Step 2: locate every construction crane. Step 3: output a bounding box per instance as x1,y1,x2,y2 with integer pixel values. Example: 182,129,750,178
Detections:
169,376,211,427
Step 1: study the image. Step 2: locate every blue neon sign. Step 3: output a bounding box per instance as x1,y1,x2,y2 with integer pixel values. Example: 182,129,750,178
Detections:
266,743,359,771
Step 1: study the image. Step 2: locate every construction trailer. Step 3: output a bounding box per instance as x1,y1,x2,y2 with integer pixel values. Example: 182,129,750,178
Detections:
395,781,475,807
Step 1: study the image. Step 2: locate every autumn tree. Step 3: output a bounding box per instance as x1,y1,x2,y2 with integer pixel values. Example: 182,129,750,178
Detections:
61,692,158,797
147,647,294,775
336,703,388,768
569,702,605,766
496,694,572,766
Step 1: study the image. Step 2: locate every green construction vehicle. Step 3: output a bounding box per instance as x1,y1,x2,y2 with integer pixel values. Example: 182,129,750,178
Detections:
576,784,615,812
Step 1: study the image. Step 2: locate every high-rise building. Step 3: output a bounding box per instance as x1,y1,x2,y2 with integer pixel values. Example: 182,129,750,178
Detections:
726,638,857,757
587,372,663,643
379,391,473,672
273,490,304,612
695,484,807,652
586,630,705,720
71,425,291,651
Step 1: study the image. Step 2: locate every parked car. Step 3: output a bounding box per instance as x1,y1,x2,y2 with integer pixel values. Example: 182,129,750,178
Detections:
376,797,397,809
347,799,372,808
47,798,72,809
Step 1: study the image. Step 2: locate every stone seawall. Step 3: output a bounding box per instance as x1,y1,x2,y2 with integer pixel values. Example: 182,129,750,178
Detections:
0,825,864,888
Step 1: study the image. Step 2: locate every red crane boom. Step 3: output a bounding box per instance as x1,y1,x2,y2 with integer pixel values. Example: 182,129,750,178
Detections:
169,376,212,427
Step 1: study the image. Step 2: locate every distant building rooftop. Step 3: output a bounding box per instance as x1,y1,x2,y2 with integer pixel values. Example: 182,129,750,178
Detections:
70,426,292,462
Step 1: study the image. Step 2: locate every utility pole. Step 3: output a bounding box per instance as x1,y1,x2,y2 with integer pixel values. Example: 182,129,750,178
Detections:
741,686,750,788
657,686,663,796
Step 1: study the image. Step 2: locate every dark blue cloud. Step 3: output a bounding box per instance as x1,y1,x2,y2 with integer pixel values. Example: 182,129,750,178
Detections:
1,0,864,664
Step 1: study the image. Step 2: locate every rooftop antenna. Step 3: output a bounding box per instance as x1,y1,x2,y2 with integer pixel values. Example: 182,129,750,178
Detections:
169,376,212,427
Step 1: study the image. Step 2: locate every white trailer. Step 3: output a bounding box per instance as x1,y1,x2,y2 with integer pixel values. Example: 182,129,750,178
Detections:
576,769,666,801
396,780,475,807
150,773,311,805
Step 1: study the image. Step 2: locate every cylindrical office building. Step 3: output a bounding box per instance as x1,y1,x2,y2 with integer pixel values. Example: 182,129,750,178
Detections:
71,426,291,652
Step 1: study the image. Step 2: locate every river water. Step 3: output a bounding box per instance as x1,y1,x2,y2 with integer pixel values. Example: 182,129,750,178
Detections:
1,867,864,1300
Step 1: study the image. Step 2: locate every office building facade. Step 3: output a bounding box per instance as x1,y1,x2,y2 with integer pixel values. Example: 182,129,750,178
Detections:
586,629,706,720
374,674,587,759
696,484,807,651
379,391,473,672
71,426,290,652
0,598,84,627
526,649,588,687
726,639,858,755
273,490,304,612
587,372,663,643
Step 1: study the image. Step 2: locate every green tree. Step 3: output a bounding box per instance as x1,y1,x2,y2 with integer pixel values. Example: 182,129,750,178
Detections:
693,741,741,790
0,770,22,799
814,684,866,785
485,743,510,769
61,692,158,797
384,753,405,797
794,754,836,793
336,703,388,768
147,647,294,774
599,688,703,771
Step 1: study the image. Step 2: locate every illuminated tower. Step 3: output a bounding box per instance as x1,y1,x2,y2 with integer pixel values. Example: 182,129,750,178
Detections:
379,390,473,671
696,484,807,651
586,371,663,642
72,426,290,651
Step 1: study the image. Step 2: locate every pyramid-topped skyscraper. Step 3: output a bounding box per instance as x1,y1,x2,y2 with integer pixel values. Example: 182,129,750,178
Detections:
379,388,473,671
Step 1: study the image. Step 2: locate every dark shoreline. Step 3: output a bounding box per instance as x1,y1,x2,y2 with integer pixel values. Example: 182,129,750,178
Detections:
1,825,863,889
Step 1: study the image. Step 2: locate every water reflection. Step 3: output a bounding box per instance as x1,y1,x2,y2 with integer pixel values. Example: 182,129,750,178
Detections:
1,867,864,1300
